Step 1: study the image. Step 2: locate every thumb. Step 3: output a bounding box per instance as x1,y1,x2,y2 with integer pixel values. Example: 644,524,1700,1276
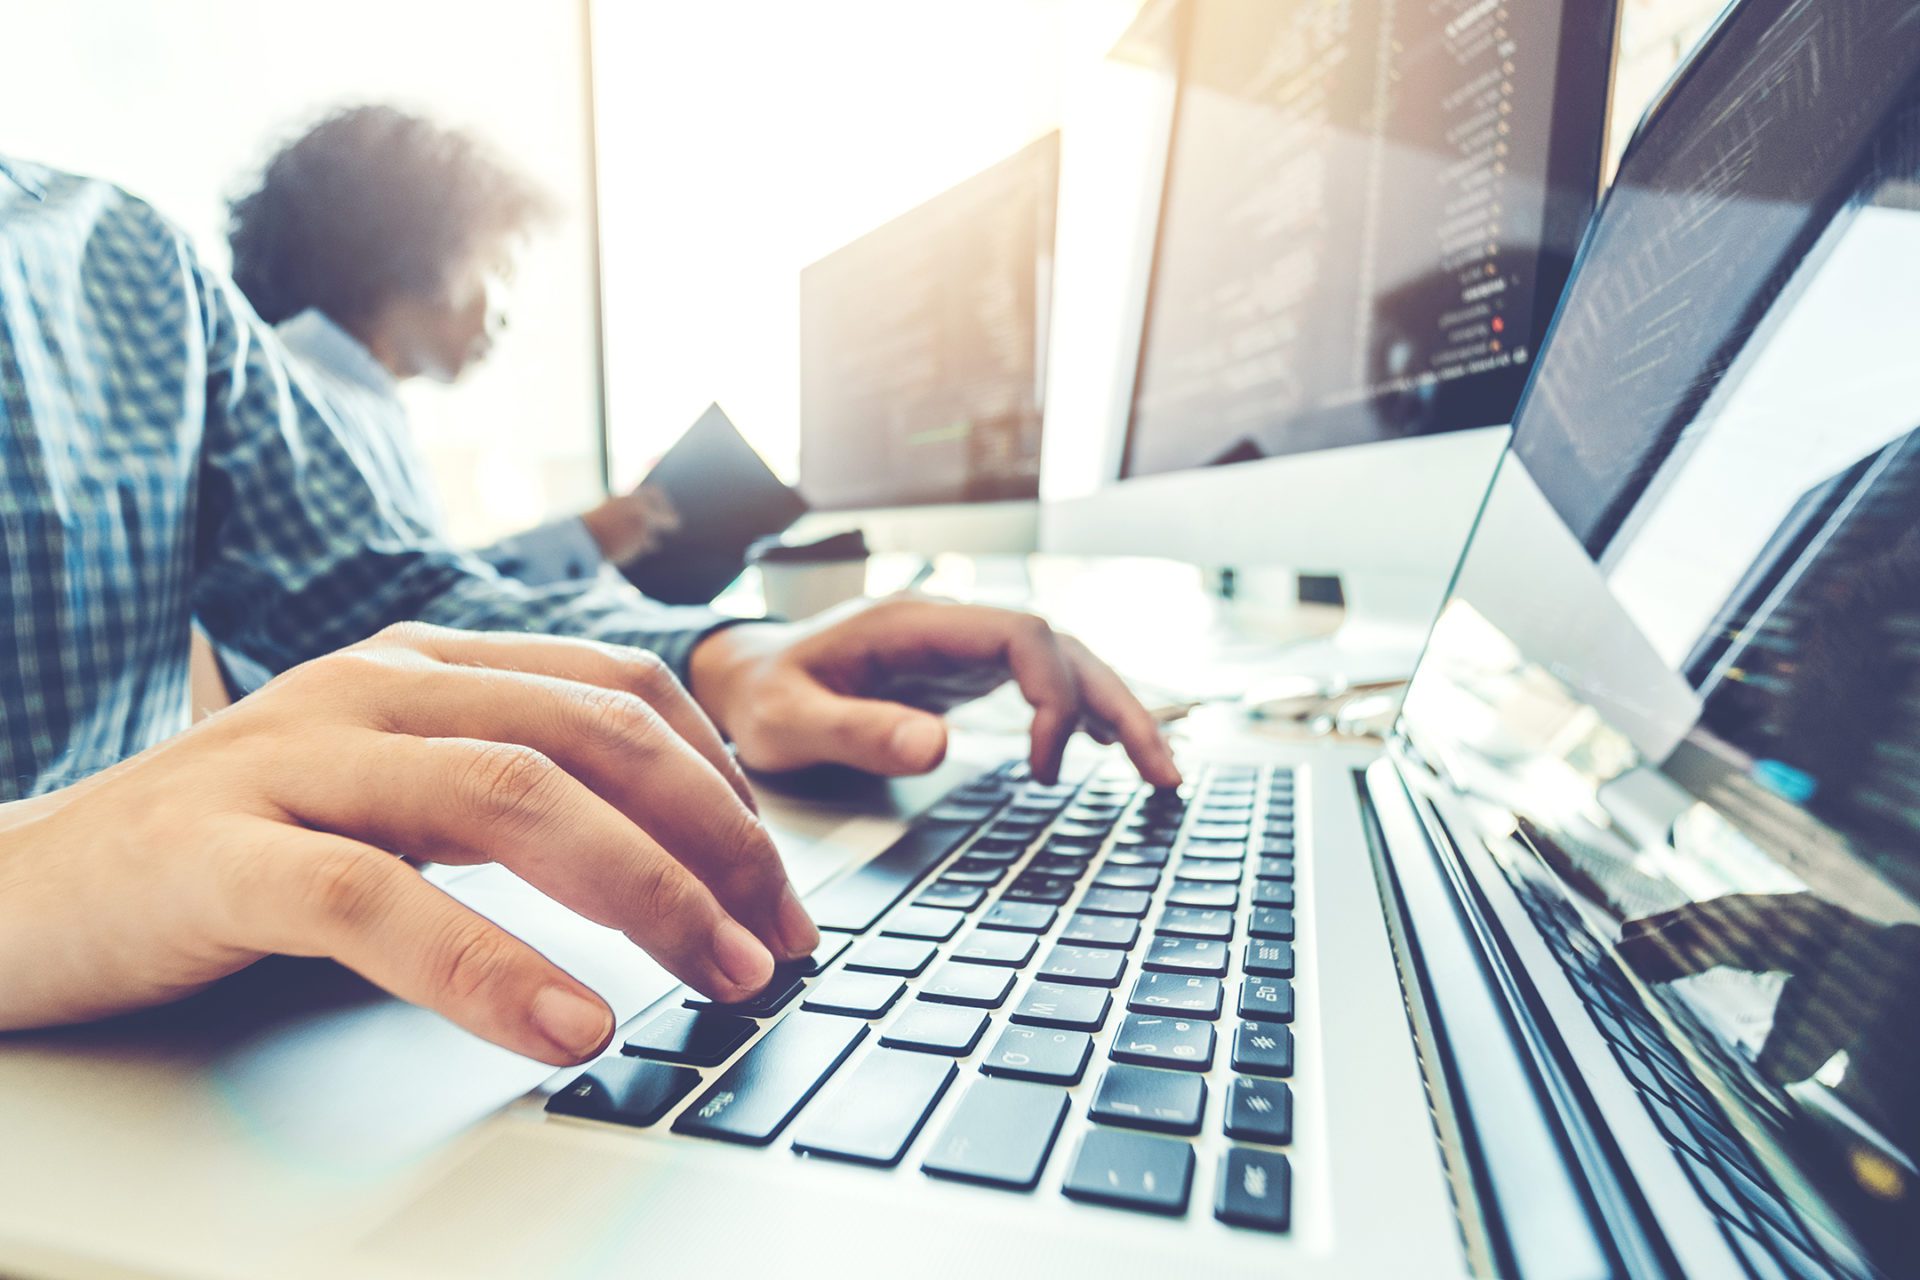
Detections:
776,685,950,776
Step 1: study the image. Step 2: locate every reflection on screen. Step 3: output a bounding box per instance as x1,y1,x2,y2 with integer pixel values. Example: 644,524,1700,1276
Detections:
1402,2,1920,1272
1124,0,1608,477
798,133,1056,511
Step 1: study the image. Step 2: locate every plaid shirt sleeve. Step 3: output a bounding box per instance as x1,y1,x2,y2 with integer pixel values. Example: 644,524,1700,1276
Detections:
185,244,736,681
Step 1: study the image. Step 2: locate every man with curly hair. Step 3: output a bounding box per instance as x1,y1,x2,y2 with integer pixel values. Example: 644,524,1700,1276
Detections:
228,104,678,587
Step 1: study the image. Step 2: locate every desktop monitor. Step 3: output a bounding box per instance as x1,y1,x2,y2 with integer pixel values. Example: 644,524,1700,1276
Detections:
1043,0,1618,624
796,132,1059,553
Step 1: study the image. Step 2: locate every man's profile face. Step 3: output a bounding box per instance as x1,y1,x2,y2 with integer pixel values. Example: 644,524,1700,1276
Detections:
393,231,525,383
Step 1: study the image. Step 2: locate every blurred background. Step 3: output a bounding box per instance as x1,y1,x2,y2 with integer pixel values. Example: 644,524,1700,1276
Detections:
0,0,1728,548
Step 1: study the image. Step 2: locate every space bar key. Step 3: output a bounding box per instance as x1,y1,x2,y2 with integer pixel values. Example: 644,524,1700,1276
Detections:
671,1012,868,1145
804,821,977,933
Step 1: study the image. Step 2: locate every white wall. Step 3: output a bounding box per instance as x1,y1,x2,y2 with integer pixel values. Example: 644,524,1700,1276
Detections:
0,0,604,546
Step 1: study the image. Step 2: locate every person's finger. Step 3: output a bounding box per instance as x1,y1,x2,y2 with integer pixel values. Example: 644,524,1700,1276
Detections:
273,732,781,999
363,623,756,813
998,617,1090,785
741,679,951,776
1057,635,1181,786
844,601,1086,783
333,649,816,961
222,823,616,1066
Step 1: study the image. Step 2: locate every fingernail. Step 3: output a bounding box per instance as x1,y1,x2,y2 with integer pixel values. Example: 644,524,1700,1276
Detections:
889,717,945,771
713,917,775,994
775,884,820,960
531,986,613,1061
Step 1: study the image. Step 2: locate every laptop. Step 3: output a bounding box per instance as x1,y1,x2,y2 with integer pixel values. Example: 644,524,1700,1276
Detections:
0,1,1915,1276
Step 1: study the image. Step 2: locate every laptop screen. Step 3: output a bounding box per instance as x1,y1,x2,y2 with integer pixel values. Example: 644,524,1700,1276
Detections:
1397,0,1920,1271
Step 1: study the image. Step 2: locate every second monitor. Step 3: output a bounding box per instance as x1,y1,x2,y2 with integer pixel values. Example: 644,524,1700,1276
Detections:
1046,0,1617,595
797,131,1059,543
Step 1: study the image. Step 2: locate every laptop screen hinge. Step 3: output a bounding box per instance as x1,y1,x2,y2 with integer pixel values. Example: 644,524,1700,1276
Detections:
1358,758,1627,1280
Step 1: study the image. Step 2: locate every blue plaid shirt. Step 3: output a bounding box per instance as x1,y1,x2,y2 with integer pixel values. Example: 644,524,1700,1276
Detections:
0,157,727,800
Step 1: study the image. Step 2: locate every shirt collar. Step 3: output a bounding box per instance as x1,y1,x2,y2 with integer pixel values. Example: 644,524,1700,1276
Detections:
275,308,399,397
0,155,48,200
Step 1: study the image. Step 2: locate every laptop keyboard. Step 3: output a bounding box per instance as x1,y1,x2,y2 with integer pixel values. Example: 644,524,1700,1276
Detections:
548,758,1299,1231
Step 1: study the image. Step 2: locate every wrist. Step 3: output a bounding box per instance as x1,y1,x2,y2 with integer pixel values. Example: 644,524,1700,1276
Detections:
687,621,791,732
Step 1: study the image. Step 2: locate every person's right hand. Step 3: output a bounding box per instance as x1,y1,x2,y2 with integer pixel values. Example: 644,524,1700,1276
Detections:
0,623,817,1066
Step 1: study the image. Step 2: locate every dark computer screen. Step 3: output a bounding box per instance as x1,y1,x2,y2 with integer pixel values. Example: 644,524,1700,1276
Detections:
1123,0,1615,478
1404,0,1920,1269
798,133,1058,511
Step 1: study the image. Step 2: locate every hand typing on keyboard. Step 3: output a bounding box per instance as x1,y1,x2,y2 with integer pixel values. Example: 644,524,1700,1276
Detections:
0,625,816,1065
686,595,1183,788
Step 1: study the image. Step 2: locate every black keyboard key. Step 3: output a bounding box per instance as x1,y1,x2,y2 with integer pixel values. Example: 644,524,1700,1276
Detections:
926,801,999,825
802,970,906,1018
1249,907,1294,940
880,1003,989,1055
1143,936,1229,977
1128,972,1223,1018
1225,1077,1292,1144
981,901,1058,933
1252,882,1295,908
1245,940,1295,978
1105,846,1170,867
790,1049,957,1166
1038,944,1127,987
981,1025,1093,1084
951,929,1038,967
1050,820,1111,842
1109,1013,1216,1071
923,1077,1069,1189
1216,1149,1291,1232
805,821,976,932
1232,1021,1294,1076
685,970,805,1017
1061,913,1141,950
621,1007,756,1066
1089,1063,1206,1135
969,837,1029,856
1092,864,1161,890
1062,1128,1194,1216
1239,979,1294,1023
1012,980,1112,1032
919,962,1016,1008
1029,853,1092,877
846,937,938,976
1166,881,1238,910
1004,875,1077,905
548,1057,700,1126
1182,841,1245,863
1174,860,1240,884
672,1012,868,1145
941,860,1010,885
1256,857,1294,881
1258,837,1295,856
1189,822,1251,842
1079,888,1153,918
881,906,967,941
915,882,987,912
1157,907,1234,940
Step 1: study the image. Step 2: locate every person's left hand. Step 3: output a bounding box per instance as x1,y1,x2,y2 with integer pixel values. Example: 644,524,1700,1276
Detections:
687,595,1181,787
581,483,682,565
